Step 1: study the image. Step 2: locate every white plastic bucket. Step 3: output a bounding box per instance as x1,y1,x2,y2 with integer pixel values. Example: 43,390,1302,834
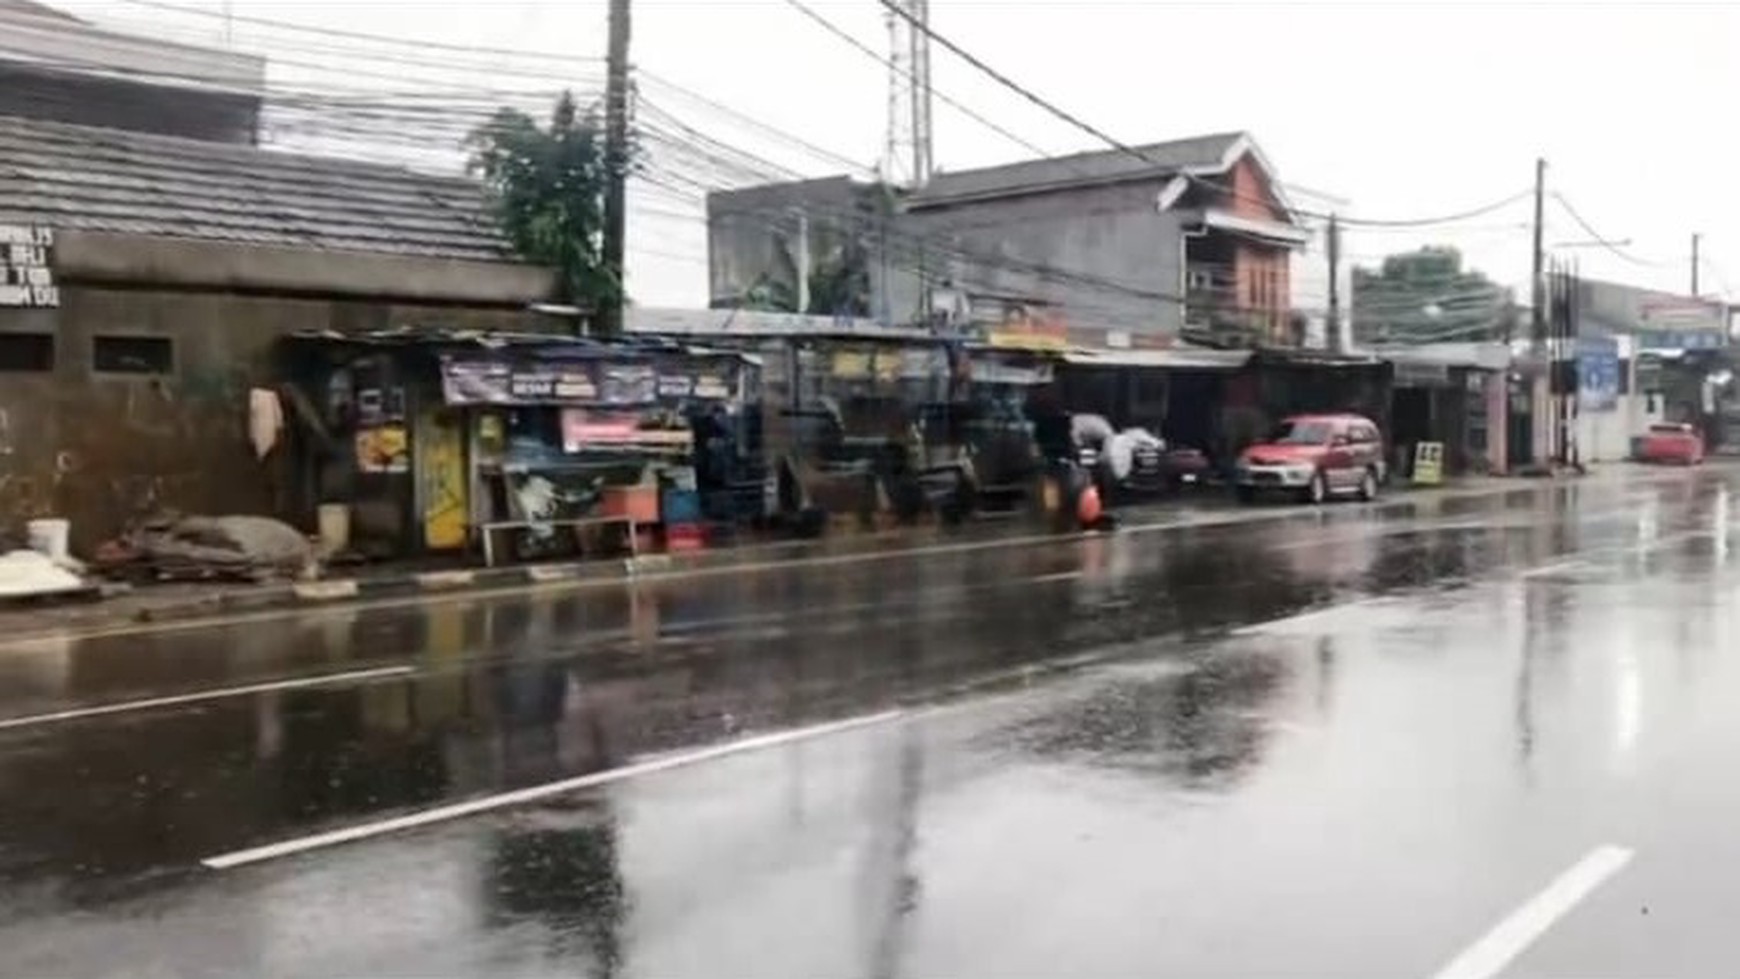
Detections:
26,518,69,561
316,504,351,554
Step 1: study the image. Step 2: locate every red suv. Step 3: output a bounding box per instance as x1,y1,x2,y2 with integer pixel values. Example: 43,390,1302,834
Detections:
1234,413,1386,504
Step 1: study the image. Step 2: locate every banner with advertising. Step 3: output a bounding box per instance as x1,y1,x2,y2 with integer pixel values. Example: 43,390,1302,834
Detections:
1577,337,1621,412
439,358,615,406
597,363,657,405
560,409,643,451
443,354,737,407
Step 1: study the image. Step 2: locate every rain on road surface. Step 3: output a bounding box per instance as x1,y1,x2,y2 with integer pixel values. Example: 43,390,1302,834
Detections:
0,466,1732,978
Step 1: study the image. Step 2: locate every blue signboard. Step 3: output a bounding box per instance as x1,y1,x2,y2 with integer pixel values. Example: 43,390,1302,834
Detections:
1578,337,1620,412
1637,330,1725,351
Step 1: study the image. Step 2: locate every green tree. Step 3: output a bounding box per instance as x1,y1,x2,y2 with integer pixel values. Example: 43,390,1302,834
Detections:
1352,246,1514,344
467,91,623,316
735,222,872,317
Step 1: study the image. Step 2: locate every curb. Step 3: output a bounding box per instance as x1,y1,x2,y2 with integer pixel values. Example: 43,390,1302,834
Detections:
79,466,1687,629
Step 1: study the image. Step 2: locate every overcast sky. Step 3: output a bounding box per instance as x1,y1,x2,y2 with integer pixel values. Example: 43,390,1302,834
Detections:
56,0,1740,313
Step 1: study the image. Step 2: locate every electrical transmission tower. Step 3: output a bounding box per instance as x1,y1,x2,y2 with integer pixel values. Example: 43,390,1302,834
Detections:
881,0,933,188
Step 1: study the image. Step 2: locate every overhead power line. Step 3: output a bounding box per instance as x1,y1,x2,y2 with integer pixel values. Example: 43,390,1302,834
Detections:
1549,192,1665,269
874,0,1145,167
876,0,1544,232
113,0,604,64
638,68,872,177
783,0,1059,167
1331,190,1535,229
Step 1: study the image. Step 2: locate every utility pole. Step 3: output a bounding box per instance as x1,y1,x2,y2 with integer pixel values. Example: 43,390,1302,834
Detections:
600,0,632,336
1326,212,1342,351
794,210,811,315
1691,232,1701,297
1530,157,1546,348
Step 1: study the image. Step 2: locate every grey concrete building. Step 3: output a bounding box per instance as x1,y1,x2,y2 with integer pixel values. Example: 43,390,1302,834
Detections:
0,0,266,144
707,132,1310,347
0,13,557,549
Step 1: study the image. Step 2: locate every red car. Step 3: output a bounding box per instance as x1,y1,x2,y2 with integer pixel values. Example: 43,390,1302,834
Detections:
1638,423,1705,465
1235,413,1388,504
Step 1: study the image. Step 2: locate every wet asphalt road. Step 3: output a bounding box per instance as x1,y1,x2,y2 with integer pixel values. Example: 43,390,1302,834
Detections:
0,466,1735,978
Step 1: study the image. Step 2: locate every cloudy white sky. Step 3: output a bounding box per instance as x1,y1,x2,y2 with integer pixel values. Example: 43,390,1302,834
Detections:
53,0,1740,312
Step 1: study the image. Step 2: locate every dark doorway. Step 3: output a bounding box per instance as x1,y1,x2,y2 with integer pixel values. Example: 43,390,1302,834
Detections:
1507,375,1534,468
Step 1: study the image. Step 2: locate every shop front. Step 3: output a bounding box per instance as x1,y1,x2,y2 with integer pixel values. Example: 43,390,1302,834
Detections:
278,332,756,562
1372,345,1509,476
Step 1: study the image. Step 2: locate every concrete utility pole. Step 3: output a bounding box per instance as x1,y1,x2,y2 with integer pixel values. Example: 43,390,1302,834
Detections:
600,0,632,336
794,210,811,315
1692,232,1702,297
1530,157,1546,348
1326,212,1342,351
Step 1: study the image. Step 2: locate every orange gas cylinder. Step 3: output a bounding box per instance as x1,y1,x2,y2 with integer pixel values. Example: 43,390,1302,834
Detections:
1076,484,1103,527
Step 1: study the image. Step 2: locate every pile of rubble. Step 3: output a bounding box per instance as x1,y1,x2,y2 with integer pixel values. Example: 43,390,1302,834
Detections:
93,513,317,583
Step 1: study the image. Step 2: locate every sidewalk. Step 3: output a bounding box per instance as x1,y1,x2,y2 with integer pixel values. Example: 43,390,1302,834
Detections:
0,469,1637,638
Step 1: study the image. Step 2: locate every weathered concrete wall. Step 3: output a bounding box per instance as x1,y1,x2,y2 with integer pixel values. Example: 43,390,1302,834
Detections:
706,177,872,310
893,180,1187,336
0,65,261,145
56,232,556,306
0,287,550,553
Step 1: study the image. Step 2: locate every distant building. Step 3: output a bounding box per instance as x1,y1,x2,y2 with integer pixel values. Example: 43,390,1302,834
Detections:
0,0,265,144
707,132,1310,348
1577,277,1728,352
1571,277,1730,462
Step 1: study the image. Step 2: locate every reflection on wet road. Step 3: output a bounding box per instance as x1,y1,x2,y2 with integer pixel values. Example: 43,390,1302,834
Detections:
0,468,1734,977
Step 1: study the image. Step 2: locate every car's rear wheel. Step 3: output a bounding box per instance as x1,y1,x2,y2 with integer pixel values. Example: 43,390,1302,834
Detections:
1358,467,1378,501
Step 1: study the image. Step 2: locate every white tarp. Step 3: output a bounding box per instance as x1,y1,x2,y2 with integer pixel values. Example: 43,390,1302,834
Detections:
0,550,83,597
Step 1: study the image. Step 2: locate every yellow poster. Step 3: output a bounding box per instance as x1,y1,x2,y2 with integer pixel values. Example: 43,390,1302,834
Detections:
1412,441,1444,486
355,426,408,473
419,410,468,550
831,350,871,378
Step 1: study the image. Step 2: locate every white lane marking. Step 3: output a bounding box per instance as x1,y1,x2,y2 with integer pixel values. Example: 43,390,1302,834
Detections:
203,708,906,870
1429,844,1633,979
1520,558,1589,580
1230,597,1390,636
1027,571,1085,584
1521,529,1715,580
0,666,415,731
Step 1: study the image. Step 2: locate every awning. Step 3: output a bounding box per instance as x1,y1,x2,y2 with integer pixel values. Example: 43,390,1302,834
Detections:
1199,209,1312,247
1061,348,1252,371
1369,341,1510,372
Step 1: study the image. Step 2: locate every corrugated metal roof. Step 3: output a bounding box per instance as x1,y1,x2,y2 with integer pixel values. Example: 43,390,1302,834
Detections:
1061,347,1252,371
910,132,1246,207
0,113,514,262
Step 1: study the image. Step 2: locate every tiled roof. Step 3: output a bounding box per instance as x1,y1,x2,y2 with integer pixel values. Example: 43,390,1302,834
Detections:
0,113,514,262
911,131,1247,206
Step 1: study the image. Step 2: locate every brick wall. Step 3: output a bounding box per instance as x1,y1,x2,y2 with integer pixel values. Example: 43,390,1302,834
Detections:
1223,154,1294,343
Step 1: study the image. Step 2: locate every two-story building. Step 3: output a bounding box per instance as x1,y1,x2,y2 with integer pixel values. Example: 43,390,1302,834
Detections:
706,131,1311,348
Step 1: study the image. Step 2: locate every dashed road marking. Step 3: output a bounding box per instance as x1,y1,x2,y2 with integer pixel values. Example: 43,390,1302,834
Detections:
0,665,415,731
202,708,906,870
1429,844,1633,979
